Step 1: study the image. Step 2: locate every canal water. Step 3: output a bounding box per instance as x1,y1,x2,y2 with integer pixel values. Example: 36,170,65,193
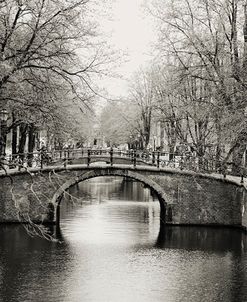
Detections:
0,176,247,302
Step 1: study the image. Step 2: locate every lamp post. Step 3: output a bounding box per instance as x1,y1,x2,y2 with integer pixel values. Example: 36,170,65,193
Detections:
0,109,8,157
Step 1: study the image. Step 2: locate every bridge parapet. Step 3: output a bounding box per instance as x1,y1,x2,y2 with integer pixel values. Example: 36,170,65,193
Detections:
2,148,247,183
0,164,246,232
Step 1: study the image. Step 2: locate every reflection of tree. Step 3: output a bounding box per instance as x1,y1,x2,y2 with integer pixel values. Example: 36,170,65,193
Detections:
0,225,71,301
156,225,245,254
65,177,124,204
63,176,158,206
118,178,153,202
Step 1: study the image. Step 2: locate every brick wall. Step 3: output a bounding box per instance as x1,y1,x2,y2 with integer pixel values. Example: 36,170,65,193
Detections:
0,166,246,230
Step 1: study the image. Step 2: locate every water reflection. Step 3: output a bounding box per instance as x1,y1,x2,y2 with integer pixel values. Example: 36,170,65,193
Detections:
59,177,160,247
0,176,246,302
156,224,247,255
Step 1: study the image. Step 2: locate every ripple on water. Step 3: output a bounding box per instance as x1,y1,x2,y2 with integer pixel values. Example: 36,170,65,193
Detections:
0,177,246,302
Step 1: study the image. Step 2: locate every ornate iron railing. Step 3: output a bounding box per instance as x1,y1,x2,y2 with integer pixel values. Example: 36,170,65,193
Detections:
1,148,246,183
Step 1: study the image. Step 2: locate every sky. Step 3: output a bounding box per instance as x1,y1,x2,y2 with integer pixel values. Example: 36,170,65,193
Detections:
97,0,157,99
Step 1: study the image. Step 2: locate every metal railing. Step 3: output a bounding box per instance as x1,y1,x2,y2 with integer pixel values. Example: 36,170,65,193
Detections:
1,148,246,183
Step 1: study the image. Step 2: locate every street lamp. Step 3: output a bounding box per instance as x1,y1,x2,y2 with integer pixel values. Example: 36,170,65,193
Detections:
0,109,8,157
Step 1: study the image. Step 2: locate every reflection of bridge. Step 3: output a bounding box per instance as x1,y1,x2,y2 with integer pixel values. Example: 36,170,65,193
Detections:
0,148,246,231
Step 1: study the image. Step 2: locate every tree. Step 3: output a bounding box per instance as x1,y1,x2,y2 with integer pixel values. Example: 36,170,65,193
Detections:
0,0,119,241
0,0,114,157
101,67,160,150
0,0,105,91
128,68,158,149
148,0,247,172
100,101,139,147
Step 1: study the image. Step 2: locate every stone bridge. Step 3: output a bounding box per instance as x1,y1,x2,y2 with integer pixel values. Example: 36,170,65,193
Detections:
0,164,246,231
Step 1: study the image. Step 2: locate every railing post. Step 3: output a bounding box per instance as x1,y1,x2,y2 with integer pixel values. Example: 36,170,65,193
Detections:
179,154,184,171
63,151,67,168
18,155,21,171
40,151,43,169
110,147,113,166
133,149,136,168
157,151,160,168
152,152,155,166
87,149,91,167
221,163,227,179
241,174,244,184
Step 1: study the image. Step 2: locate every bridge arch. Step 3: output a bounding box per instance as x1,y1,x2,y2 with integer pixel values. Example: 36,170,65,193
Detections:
51,168,168,224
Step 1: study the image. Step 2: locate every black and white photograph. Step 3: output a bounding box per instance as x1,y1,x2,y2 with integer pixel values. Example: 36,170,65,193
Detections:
0,0,246,301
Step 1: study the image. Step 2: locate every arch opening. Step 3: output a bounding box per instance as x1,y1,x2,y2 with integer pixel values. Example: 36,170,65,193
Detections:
56,175,165,246
52,169,168,225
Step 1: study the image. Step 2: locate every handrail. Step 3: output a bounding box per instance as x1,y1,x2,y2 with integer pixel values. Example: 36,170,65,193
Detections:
1,148,246,182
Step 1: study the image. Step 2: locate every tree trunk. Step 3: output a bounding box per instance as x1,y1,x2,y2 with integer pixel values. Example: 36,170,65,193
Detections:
230,1,247,173
12,126,17,156
18,123,28,162
243,1,247,72
27,123,36,167
214,116,222,171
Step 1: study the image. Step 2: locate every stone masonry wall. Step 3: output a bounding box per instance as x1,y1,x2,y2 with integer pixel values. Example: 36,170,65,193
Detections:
242,188,247,231
0,166,246,230
147,172,244,227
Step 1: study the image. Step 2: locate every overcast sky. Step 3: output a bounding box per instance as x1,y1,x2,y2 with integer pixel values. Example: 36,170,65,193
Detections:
97,0,157,99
